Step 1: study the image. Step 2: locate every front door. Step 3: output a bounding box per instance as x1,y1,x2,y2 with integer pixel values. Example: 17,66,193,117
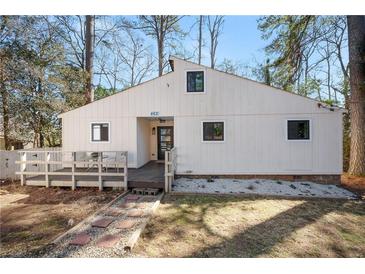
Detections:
157,126,174,160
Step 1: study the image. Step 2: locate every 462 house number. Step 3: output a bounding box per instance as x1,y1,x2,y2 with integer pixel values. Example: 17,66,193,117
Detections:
150,111,160,116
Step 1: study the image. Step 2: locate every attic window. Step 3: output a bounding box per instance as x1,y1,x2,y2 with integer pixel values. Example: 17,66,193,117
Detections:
287,120,310,140
187,71,204,92
91,123,110,142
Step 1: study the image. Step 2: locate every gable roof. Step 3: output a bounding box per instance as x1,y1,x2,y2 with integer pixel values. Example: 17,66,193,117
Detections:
59,56,345,118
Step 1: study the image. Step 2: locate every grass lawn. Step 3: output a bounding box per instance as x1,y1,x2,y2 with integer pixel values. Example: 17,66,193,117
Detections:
134,194,365,257
0,181,122,257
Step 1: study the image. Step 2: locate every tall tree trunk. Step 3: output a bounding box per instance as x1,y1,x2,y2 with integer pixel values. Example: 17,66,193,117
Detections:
85,15,95,103
0,50,10,150
0,88,10,150
210,33,215,69
157,16,165,76
263,59,271,85
157,36,164,76
347,16,365,175
198,15,203,65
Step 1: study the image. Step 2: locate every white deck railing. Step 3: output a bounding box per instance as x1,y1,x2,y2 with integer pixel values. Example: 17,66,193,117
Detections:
15,149,128,190
165,147,177,192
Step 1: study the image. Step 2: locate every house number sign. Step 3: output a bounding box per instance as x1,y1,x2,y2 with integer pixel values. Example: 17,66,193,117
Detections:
150,111,160,116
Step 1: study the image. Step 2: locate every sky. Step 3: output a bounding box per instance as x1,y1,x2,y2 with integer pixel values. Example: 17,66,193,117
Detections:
178,16,267,67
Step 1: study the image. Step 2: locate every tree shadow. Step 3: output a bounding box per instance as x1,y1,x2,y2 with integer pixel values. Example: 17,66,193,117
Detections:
186,198,362,257
142,195,243,242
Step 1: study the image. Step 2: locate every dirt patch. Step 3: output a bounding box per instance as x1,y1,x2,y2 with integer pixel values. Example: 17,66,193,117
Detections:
341,174,365,198
133,194,365,258
0,180,121,257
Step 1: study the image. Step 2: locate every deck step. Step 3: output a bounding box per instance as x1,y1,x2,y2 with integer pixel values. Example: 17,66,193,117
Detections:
131,187,160,196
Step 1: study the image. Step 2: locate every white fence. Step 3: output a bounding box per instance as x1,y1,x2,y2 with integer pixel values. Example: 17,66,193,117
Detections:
1,148,62,180
0,151,19,180
165,147,177,192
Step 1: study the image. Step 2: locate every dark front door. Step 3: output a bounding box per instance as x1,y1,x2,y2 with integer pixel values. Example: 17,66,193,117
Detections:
157,126,174,160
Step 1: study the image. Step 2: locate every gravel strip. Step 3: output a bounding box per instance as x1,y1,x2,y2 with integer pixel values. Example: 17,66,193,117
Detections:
172,178,357,199
41,193,162,258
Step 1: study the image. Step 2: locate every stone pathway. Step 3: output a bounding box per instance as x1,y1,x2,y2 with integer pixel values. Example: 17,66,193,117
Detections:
42,192,162,258
172,178,357,199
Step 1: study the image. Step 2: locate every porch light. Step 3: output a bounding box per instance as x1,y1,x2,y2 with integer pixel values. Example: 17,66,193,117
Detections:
152,127,156,135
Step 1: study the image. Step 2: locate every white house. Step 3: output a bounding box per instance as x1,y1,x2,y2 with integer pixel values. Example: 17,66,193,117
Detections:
59,56,344,184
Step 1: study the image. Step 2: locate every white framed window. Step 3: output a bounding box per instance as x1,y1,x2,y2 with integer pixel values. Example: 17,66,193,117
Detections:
201,121,225,143
185,70,206,93
287,119,311,141
90,122,110,143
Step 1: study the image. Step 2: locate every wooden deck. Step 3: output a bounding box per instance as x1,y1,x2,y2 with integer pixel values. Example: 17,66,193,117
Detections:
27,161,165,190
128,161,165,189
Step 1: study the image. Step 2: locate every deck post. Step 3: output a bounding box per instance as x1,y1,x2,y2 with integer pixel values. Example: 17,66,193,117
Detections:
45,151,50,187
164,148,176,193
71,152,76,190
98,152,103,191
164,151,169,193
20,151,26,186
124,152,128,189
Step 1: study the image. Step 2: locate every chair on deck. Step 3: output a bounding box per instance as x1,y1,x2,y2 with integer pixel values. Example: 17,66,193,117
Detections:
78,152,100,172
102,152,117,173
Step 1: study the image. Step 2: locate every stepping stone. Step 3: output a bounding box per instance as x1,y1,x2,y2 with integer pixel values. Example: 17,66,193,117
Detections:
104,208,124,217
125,195,140,201
69,232,91,246
132,188,146,195
116,219,137,229
118,202,136,209
127,209,144,217
96,234,120,248
145,188,159,195
91,217,114,228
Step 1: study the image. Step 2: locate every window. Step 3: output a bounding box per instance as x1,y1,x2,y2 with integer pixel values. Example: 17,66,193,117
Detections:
287,120,310,140
187,71,204,92
202,122,224,141
91,123,109,142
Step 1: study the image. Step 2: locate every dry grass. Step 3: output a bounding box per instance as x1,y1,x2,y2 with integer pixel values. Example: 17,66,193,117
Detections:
0,180,121,257
134,194,365,258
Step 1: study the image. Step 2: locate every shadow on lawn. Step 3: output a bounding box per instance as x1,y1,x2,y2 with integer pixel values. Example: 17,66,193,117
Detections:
142,195,364,258
187,197,364,257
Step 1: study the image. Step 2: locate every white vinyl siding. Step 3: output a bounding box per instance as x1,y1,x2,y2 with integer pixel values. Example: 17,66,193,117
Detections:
61,57,343,174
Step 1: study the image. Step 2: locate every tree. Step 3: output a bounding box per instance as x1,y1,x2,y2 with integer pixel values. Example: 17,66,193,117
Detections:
207,16,224,69
0,16,87,148
95,28,154,90
137,16,184,76
85,15,95,103
258,16,349,101
49,16,122,102
198,15,204,65
347,16,365,175
0,16,11,149
258,16,315,91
